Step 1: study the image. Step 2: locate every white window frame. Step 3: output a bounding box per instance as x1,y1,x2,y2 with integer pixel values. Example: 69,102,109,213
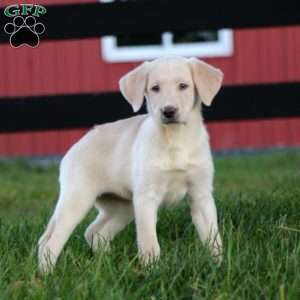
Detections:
99,1,233,62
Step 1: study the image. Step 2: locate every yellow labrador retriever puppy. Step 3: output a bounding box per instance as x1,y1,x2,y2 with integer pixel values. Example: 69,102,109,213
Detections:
38,56,223,274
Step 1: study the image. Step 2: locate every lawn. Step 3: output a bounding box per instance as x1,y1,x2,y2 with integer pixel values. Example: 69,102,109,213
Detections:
0,150,299,300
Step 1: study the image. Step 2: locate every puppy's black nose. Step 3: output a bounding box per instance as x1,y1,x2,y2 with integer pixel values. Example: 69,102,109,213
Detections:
161,106,178,119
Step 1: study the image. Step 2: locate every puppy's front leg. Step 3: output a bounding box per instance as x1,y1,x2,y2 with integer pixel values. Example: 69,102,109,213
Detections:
188,181,223,264
134,191,161,265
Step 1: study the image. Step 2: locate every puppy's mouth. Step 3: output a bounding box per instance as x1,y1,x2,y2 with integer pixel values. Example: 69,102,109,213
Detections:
162,119,179,124
161,116,183,125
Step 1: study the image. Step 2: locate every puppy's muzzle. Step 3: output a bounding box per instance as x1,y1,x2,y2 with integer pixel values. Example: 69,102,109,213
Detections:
161,106,178,123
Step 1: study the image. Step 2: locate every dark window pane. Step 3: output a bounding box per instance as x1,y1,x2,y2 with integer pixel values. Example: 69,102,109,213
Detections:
116,33,162,47
173,31,219,44
112,1,217,47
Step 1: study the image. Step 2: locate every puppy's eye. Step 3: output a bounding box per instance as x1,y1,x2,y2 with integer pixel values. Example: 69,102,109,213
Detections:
151,85,160,93
179,83,188,90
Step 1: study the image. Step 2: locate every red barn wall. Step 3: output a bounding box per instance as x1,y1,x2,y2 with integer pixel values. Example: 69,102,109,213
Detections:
0,0,300,156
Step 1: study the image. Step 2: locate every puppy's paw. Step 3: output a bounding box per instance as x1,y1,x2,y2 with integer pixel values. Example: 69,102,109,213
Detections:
212,252,223,267
38,246,56,275
210,242,223,267
85,232,111,253
92,240,111,253
138,244,160,266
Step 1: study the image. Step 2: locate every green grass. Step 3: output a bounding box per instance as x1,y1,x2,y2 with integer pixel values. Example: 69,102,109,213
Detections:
0,151,300,300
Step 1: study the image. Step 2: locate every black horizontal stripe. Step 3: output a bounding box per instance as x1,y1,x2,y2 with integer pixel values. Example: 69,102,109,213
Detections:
0,1,300,43
0,82,299,133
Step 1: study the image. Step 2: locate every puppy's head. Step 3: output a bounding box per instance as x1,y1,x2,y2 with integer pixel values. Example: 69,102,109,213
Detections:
119,56,223,124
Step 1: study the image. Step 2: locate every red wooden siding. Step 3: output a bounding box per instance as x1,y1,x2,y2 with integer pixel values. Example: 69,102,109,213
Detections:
0,0,299,156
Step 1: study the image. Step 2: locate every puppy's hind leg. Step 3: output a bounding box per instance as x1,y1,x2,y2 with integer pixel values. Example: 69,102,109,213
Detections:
38,184,99,275
85,198,134,252
38,215,56,252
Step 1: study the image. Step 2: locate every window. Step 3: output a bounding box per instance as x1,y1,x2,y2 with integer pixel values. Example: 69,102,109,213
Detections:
100,0,233,62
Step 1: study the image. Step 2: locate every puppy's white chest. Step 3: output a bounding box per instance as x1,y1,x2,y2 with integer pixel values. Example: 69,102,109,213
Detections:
163,172,187,206
159,146,190,171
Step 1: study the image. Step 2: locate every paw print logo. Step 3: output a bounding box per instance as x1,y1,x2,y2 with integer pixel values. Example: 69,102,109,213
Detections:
4,16,45,48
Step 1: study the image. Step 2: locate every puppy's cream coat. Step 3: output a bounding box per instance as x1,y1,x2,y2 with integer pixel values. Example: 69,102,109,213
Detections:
38,56,223,274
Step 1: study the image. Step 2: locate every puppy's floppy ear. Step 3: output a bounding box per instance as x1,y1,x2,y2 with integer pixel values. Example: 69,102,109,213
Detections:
119,62,149,112
188,58,223,106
